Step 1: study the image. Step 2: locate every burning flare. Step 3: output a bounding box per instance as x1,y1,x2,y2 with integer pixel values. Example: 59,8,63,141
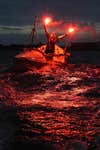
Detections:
44,17,52,25
68,27,75,33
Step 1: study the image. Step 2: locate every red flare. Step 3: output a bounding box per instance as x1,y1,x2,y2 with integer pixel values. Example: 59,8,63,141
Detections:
44,17,52,25
68,27,75,33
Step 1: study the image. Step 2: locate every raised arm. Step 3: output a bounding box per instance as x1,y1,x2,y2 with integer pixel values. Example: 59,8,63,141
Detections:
44,24,50,39
57,33,68,41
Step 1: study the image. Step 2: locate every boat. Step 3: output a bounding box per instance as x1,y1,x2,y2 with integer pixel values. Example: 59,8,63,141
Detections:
14,17,71,71
14,44,70,71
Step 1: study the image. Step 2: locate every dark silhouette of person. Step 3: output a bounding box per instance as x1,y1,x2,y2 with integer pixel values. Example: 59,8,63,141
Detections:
44,24,67,54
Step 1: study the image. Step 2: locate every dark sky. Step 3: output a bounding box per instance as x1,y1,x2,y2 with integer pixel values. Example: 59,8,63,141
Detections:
0,0,100,44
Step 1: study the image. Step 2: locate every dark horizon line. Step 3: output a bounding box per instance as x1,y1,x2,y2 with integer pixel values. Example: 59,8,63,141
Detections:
0,42,100,51
0,41,100,46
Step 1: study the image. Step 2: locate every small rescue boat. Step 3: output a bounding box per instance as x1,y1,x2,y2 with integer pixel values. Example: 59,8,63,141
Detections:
14,16,71,71
14,44,70,70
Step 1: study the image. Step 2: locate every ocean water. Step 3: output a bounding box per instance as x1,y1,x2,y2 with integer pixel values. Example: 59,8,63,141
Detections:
0,48,100,150
0,49,21,66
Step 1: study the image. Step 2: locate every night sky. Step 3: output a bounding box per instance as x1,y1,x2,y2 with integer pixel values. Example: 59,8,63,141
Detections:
0,0,100,44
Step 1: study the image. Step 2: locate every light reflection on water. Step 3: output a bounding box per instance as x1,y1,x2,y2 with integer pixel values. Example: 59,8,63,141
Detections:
0,64,100,150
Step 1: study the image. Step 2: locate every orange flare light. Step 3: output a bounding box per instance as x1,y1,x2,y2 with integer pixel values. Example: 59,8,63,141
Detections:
44,17,52,25
68,27,75,33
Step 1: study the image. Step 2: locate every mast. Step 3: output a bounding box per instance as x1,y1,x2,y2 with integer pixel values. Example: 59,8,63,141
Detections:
30,16,37,47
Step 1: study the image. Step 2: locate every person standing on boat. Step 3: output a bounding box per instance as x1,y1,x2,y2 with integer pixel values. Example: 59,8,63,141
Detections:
44,24,68,54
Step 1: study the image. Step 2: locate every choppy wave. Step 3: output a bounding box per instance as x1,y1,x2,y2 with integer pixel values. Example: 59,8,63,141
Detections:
0,64,100,150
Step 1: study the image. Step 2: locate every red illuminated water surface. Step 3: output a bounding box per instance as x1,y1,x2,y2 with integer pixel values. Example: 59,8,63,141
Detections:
0,64,100,150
